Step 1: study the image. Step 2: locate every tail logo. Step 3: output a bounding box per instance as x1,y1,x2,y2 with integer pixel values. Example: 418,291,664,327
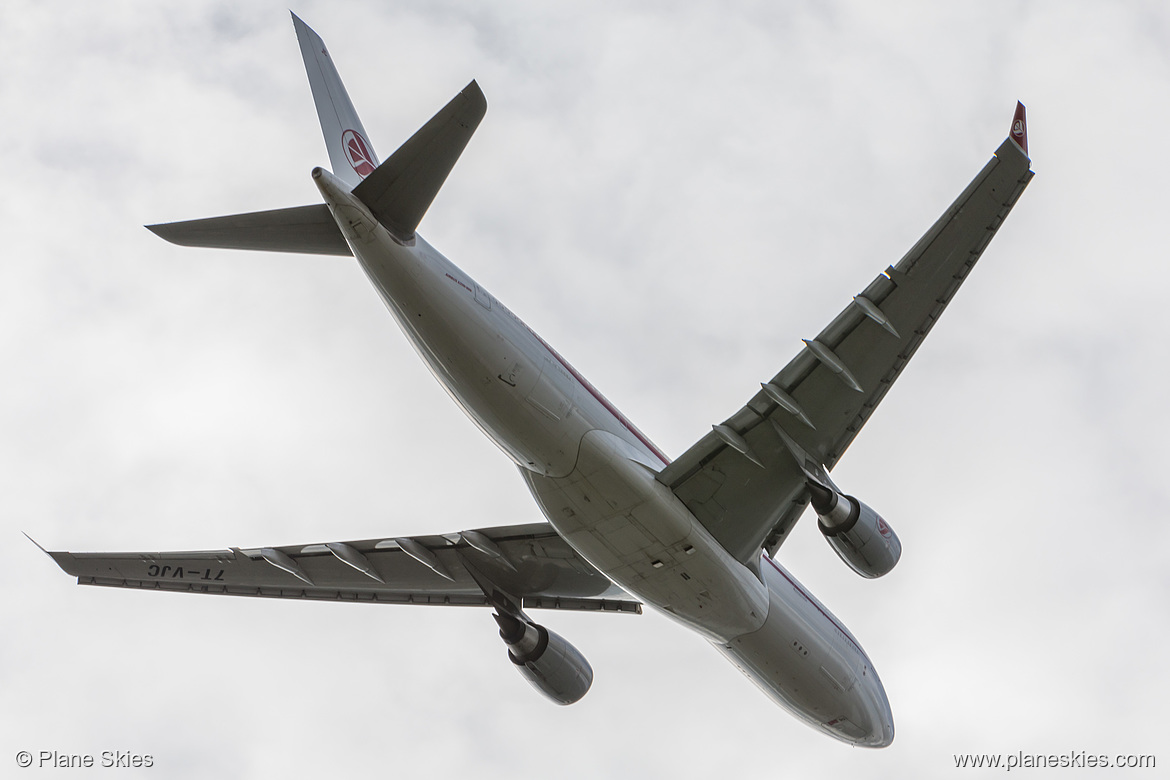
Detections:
1012,119,1025,139
342,129,376,178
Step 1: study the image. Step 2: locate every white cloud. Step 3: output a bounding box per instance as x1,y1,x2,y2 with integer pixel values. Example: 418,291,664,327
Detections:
3,1,1167,777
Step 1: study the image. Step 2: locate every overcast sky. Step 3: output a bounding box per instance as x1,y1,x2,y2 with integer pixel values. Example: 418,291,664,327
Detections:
4,1,1168,777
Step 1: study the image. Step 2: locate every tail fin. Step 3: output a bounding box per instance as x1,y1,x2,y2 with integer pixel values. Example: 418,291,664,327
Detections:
149,16,484,254
292,12,487,240
292,13,380,188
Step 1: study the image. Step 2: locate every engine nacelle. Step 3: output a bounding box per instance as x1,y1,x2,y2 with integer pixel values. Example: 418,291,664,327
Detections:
808,482,901,579
493,612,593,705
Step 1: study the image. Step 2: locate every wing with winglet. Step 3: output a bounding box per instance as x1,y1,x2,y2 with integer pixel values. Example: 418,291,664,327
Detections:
656,103,1034,564
38,522,641,614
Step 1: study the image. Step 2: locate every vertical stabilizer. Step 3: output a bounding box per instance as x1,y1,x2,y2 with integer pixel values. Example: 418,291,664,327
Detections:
292,13,380,189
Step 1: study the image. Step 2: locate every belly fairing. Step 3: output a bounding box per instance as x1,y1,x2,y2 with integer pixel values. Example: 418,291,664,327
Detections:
521,429,770,642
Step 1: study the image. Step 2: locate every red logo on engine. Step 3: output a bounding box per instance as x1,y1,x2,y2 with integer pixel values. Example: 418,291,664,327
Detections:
342,129,375,177
877,517,891,538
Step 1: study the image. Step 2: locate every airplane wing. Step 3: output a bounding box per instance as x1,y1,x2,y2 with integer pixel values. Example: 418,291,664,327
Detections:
656,104,1035,564
37,523,641,614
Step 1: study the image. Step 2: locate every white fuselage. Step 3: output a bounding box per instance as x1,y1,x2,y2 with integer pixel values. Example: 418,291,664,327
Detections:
315,168,894,747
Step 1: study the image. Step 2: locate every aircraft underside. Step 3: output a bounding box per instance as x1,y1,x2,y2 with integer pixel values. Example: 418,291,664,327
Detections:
37,12,1033,749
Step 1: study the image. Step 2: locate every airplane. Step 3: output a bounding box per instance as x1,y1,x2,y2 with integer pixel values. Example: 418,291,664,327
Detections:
34,13,1033,748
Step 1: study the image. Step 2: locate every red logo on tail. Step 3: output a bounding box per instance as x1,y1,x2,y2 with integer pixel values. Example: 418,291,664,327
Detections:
1010,102,1028,154
341,129,375,177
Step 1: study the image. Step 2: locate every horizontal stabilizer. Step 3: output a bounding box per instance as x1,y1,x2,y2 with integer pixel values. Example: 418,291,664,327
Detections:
147,204,352,256
352,81,487,241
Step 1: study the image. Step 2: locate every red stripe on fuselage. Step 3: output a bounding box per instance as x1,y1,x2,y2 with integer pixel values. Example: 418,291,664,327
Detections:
530,332,670,467
444,265,668,467
763,555,866,660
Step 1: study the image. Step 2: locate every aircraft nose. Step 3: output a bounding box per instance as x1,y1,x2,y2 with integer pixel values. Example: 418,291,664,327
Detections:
860,673,895,748
868,717,895,748
828,663,894,747
822,680,894,748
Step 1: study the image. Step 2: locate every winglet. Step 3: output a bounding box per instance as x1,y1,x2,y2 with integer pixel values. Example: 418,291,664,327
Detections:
24,532,78,575
23,531,50,556
1010,101,1028,155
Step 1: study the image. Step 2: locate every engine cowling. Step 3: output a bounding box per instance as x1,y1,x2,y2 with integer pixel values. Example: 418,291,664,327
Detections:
493,612,593,705
808,481,901,579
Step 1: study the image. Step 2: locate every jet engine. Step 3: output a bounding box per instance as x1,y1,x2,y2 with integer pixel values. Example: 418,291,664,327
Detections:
493,611,593,705
807,481,901,579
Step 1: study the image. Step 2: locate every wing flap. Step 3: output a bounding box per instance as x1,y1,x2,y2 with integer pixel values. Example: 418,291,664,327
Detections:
44,523,641,614
658,121,1034,562
146,204,352,256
